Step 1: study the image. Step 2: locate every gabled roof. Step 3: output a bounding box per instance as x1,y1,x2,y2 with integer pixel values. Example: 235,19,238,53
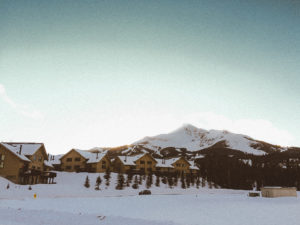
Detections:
60,149,108,164
117,155,143,166
1,142,44,156
116,153,157,166
48,154,64,165
0,142,33,162
44,160,54,168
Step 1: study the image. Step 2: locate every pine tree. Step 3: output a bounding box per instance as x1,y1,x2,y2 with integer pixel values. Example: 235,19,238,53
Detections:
180,173,186,189
162,176,167,185
146,173,153,189
186,174,191,188
126,174,131,187
201,178,206,188
138,175,142,185
132,175,139,189
208,181,213,189
95,175,102,190
104,168,111,187
84,176,90,188
174,174,178,187
155,174,160,187
196,177,200,189
116,173,125,190
167,176,174,188
191,174,195,186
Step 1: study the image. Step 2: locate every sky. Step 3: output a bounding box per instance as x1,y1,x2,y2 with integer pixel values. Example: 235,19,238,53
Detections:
0,0,299,154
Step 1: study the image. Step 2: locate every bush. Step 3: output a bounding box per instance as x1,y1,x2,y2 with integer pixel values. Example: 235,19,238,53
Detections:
139,190,151,195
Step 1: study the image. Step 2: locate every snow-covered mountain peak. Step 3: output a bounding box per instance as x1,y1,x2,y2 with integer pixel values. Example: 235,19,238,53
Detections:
133,124,284,155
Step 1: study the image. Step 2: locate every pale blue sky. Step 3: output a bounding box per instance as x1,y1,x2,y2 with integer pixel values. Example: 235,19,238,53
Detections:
0,0,299,153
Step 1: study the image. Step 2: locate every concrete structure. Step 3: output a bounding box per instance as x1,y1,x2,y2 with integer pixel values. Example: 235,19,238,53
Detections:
261,187,297,198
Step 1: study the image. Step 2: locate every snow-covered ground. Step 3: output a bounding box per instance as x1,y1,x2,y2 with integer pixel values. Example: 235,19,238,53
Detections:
0,172,299,225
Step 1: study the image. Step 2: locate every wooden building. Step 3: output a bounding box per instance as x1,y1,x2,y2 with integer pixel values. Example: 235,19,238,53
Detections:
113,153,157,174
261,187,297,198
113,153,199,175
0,142,56,184
156,157,199,174
60,149,111,173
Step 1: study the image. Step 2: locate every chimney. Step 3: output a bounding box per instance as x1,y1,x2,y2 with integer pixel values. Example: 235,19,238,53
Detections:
96,152,99,159
19,145,23,155
125,155,127,162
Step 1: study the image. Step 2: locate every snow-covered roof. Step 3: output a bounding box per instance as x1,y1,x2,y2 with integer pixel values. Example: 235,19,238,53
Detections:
1,142,43,156
117,154,145,166
195,154,205,159
62,149,108,164
0,143,32,162
48,154,63,165
156,157,193,168
44,160,54,168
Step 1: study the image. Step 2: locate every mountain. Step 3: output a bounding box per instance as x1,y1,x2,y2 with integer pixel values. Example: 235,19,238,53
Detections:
132,124,287,156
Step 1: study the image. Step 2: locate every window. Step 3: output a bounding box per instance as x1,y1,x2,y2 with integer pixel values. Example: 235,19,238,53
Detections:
33,155,37,161
38,156,42,162
0,154,5,160
0,154,5,168
102,161,106,164
75,157,81,162
66,166,72,170
74,165,80,170
147,168,152,172
66,158,72,162
176,163,180,167
147,161,152,165
140,160,145,164
102,165,106,169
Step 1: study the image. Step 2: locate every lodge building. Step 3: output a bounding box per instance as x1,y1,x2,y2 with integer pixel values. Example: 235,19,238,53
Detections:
59,149,111,173
0,142,56,184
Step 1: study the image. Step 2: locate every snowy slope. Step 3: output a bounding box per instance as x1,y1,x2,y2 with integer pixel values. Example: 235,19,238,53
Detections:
134,124,285,155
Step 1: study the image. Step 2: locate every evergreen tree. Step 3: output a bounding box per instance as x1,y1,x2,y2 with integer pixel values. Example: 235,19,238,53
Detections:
167,176,174,188
84,176,90,188
186,174,191,188
208,181,213,189
180,173,186,189
132,175,139,189
95,175,102,190
116,173,125,190
104,168,111,187
126,174,131,187
191,174,195,186
162,176,167,185
196,177,200,189
138,175,142,185
174,174,178,187
155,174,160,187
201,178,206,188
146,173,153,189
